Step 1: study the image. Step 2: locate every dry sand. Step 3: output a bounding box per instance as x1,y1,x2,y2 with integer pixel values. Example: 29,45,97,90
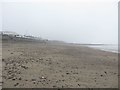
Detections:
2,41,118,88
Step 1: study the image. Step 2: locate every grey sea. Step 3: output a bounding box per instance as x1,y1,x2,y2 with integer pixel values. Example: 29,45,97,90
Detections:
87,44,118,53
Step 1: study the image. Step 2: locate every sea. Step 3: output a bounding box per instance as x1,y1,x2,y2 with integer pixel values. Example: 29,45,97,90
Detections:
87,44,118,53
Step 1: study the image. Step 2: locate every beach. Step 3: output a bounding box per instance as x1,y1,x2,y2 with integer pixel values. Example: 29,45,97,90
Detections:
2,41,118,88
0,40,2,89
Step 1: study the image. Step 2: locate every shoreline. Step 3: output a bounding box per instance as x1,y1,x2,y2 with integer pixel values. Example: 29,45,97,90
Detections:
82,45,118,54
87,46,118,54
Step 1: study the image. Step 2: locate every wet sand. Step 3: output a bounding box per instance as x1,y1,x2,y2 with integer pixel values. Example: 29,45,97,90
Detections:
2,41,118,88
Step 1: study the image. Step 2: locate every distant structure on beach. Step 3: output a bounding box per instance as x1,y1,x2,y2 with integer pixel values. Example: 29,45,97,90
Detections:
0,31,44,42
0,31,19,36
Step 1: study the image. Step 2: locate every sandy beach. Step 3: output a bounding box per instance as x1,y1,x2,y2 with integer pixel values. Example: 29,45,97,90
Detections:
2,41,118,88
0,40,2,89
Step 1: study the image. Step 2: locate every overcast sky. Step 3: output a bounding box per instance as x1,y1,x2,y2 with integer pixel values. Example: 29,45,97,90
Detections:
1,0,119,44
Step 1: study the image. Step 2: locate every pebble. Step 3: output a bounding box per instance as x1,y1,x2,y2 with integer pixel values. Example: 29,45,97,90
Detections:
53,85,56,88
66,73,70,75
14,83,19,86
104,71,107,74
78,84,81,86
33,82,36,84
12,78,16,81
25,79,28,81
32,79,36,81
2,58,4,61
21,65,28,69
41,76,45,79
19,77,22,80
11,53,13,54
0,82,3,84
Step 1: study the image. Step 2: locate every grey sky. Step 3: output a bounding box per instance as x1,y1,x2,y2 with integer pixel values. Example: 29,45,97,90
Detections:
1,0,119,44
